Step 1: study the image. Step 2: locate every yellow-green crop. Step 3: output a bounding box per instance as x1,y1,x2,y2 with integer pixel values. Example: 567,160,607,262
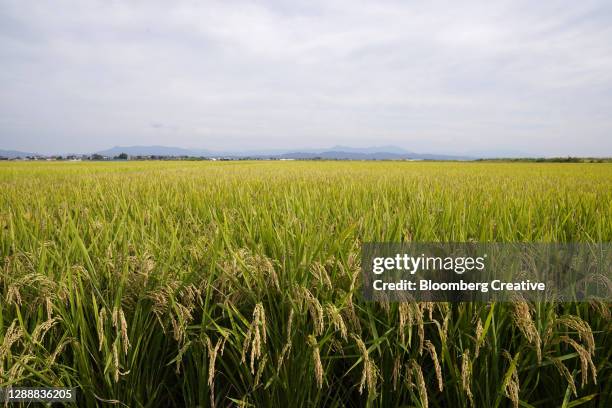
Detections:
1,161,611,406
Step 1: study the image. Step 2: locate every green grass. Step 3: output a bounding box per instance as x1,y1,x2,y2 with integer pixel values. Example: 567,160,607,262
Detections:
1,161,611,407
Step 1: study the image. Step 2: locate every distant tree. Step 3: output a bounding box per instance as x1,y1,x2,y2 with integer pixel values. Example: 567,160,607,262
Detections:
90,154,104,160
115,153,128,160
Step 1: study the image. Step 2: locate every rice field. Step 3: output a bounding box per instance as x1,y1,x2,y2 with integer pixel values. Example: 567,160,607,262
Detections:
0,161,611,407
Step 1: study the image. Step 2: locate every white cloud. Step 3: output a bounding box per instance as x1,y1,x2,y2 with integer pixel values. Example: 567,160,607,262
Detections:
0,0,611,155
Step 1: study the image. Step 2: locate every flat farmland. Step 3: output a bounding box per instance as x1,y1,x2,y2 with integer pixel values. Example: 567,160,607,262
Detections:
1,161,611,406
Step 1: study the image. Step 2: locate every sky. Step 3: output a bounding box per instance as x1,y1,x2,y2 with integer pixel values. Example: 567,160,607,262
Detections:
1,0,612,156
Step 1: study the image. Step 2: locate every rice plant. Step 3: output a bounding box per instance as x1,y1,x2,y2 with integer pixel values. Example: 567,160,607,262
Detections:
0,161,610,406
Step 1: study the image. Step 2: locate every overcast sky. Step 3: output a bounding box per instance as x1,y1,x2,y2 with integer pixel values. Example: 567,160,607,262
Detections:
1,0,612,155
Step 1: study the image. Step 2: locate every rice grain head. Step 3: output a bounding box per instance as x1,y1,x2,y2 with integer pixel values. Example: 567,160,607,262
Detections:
248,303,267,374
352,335,378,396
560,336,597,386
0,320,23,362
551,357,577,397
206,337,224,386
425,340,443,392
299,287,324,335
461,350,474,407
97,308,107,351
392,355,401,391
474,318,483,358
398,303,411,344
307,335,324,389
557,315,595,356
31,317,61,345
325,303,347,340
410,360,428,408
511,301,542,363
119,309,130,355
254,354,268,387
502,351,520,408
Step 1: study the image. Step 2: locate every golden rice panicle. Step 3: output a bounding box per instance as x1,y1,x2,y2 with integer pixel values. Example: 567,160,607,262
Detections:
175,340,192,374
7,355,35,382
560,336,597,387
589,299,611,320
461,350,474,407
398,302,423,352
206,336,225,408
111,306,131,356
352,334,378,396
249,252,279,291
244,302,267,374
502,351,520,408
551,357,577,397
241,328,252,366
425,340,443,392
111,307,118,330
344,291,361,332
299,286,324,335
434,308,451,351
206,337,224,387
0,320,23,377
511,301,541,363
474,318,484,358
307,335,324,389
410,360,428,408
112,340,120,383
400,302,425,354
404,361,413,390
45,296,53,320
97,307,107,351
276,340,292,373
392,355,401,391
310,261,332,290
253,302,267,342
277,308,294,371
352,335,368,394
6,284,22,306
31,317,60,345
424,301,435,320
398,303,411,344
119,309,130,355
325,303,347,340
557,315,595,356
417,312,424,355
0,320,23,361
254,354,268,387
48,337,72,365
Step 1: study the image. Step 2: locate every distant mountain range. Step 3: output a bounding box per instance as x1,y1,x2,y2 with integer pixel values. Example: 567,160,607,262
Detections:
1,145,535,160
94,145,474,160
96,145,214,157
0,149,37,158
276,150,471,160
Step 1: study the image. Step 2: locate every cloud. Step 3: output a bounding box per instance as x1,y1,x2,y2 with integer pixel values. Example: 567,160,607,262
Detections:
151,122,178,131
0,0,611,155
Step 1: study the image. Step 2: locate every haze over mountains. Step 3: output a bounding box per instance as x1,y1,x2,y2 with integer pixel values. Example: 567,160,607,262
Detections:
0,145,542,160
0,145,506,160
97,145,480,160
0,149,37,158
